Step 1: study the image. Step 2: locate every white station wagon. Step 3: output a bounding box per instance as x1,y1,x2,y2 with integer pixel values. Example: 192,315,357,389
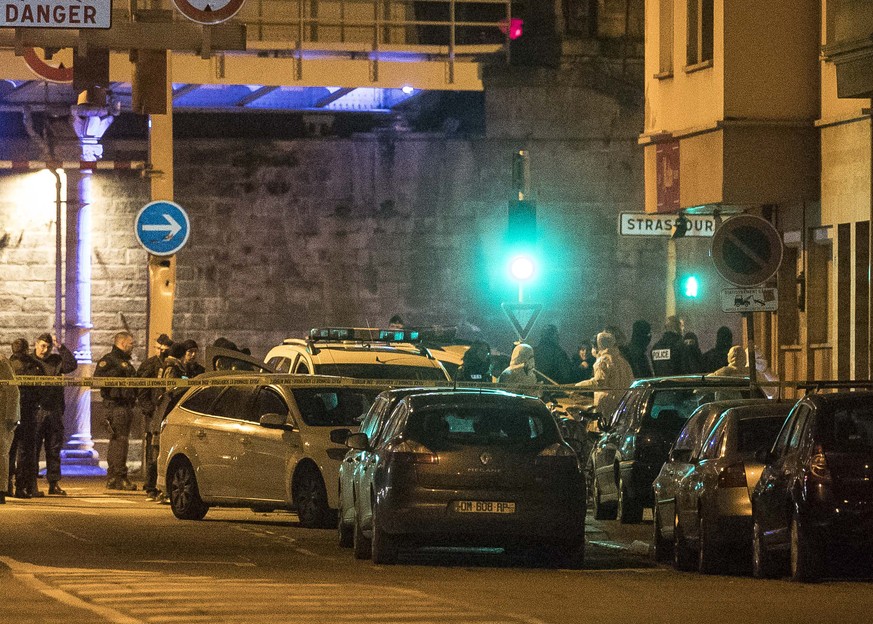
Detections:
157,371,381,528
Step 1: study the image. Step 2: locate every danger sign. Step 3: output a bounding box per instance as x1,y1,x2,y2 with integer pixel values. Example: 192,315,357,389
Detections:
1,0,111,28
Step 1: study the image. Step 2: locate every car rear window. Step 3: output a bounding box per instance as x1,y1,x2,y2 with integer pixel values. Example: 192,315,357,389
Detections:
737,416,786,452
644,387,757,435
312,363,446,381
405,405,558,450
819,406,873,453
291,388,380,426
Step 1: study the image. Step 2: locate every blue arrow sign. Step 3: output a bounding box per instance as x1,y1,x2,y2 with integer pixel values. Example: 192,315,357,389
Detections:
135,200,190,256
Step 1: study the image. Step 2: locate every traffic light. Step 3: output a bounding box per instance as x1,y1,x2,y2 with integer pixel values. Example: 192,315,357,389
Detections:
677,274,701,299
509,254,536,282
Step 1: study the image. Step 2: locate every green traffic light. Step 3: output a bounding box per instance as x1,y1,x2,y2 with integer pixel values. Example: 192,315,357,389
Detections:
509,254,536,282
681,275,700,298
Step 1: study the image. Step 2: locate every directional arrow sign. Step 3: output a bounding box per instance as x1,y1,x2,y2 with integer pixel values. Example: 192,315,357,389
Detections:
501,302,543,342
135,201,190,256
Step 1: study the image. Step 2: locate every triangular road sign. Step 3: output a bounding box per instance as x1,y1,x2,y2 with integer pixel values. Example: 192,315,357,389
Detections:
501,302,543,342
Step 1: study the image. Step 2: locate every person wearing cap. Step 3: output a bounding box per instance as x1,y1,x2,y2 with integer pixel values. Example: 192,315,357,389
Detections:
94,331,138,491
181,340,205,378
33,333,77,496
8,338,44,498
0,352,20,504
575,332,635,423
137,333,173,500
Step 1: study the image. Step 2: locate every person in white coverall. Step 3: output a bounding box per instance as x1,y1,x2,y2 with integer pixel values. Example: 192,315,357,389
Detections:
575,332,635,423
0,352,21,504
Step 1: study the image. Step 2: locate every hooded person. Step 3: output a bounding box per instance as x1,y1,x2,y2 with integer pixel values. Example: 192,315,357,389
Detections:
682,332,705,374
455,340,492,383
626,320,654,378
703,326,734,372
533,324,573,384
498,343,538,386
710,345,749,377
575,332,635,422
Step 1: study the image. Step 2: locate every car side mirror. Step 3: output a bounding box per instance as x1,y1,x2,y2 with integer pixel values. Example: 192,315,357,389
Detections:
754,447,773,464
330,428,351,445
345,432,369,451
259,413,287,429
597,414,611,433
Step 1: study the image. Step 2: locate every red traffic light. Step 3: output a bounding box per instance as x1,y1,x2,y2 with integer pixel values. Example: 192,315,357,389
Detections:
499,18,524,40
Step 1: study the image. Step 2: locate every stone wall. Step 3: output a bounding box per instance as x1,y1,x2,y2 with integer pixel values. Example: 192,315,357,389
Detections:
0,71,673,365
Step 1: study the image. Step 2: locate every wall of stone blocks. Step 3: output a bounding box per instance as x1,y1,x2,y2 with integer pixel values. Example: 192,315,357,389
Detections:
0,73,678,367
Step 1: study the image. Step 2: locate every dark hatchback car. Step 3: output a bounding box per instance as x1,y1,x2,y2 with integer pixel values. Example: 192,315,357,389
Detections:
591,376,765,524
346,391,587,566
752,392,873,581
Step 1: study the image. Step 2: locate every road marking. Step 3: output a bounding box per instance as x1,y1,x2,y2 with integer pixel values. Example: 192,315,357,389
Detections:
0,558,542,623
73,497,138,504
47,527,95,544
137,559,256,567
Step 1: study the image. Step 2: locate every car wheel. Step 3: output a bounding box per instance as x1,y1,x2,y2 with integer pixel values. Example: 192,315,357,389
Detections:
337,504,353,548
371,508,400,565
752,518,777,579
790,514,822,582
652,502,672,562
697,515,722,574
168,459,208,521
617,476,643,524
353,513,372,560
593,475,617,520
672,513,695,571
295,467,332,529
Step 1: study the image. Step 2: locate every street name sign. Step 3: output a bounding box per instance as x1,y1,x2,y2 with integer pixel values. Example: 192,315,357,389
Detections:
721,287,778,313
501,302,543,342
2,0,111,28
135,201,190,256
619,212,716,238
710,215,783,286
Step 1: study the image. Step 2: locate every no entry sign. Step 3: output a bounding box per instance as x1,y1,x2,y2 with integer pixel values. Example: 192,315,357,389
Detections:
710,215,783,287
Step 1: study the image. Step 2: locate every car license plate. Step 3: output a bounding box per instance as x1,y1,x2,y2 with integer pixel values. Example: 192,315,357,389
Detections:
454,500,515,514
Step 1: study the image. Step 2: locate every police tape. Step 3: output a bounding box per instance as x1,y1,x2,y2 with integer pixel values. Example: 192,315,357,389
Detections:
0,373,827,395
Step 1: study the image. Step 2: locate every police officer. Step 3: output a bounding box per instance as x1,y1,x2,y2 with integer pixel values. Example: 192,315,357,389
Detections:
8,339,44,498
137,333,172,500
33,333,77,496
650,316,687,377
94,331,138,490
0,352,20,504
181,340,205,378
455,340,492,382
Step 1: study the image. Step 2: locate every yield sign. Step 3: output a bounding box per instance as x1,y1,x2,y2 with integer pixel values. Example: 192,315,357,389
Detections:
501,302,543,342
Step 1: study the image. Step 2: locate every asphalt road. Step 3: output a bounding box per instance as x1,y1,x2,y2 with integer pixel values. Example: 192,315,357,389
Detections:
1,478,872,624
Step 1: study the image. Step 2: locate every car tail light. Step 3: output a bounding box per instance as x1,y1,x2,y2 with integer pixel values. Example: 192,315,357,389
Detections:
535,443,579,468
717,462,748,488
385,440,439,465
809,444,832,482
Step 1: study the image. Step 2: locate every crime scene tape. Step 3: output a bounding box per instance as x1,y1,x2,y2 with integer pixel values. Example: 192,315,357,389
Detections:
0,373,832,396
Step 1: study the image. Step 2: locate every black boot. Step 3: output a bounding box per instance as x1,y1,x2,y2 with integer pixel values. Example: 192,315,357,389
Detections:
48,482,67,496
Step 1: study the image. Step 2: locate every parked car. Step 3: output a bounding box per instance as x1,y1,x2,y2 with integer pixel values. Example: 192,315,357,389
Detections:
652,398,771,561
264,327,451,381
345,390,587,566
157,371,381,527
672,402,792,573
337,386,490,553
752,391,873,581
591,376,766,524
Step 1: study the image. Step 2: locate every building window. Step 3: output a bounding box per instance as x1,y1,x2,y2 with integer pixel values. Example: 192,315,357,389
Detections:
686,0,713,66
659,0,674,75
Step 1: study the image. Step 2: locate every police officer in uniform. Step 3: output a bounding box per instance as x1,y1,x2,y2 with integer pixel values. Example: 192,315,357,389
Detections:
650,316,687,377
0,352,20,504
8,339,44,498
94,332,137,490
455,340,492,382
33,333,77,496
137,333,172,500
